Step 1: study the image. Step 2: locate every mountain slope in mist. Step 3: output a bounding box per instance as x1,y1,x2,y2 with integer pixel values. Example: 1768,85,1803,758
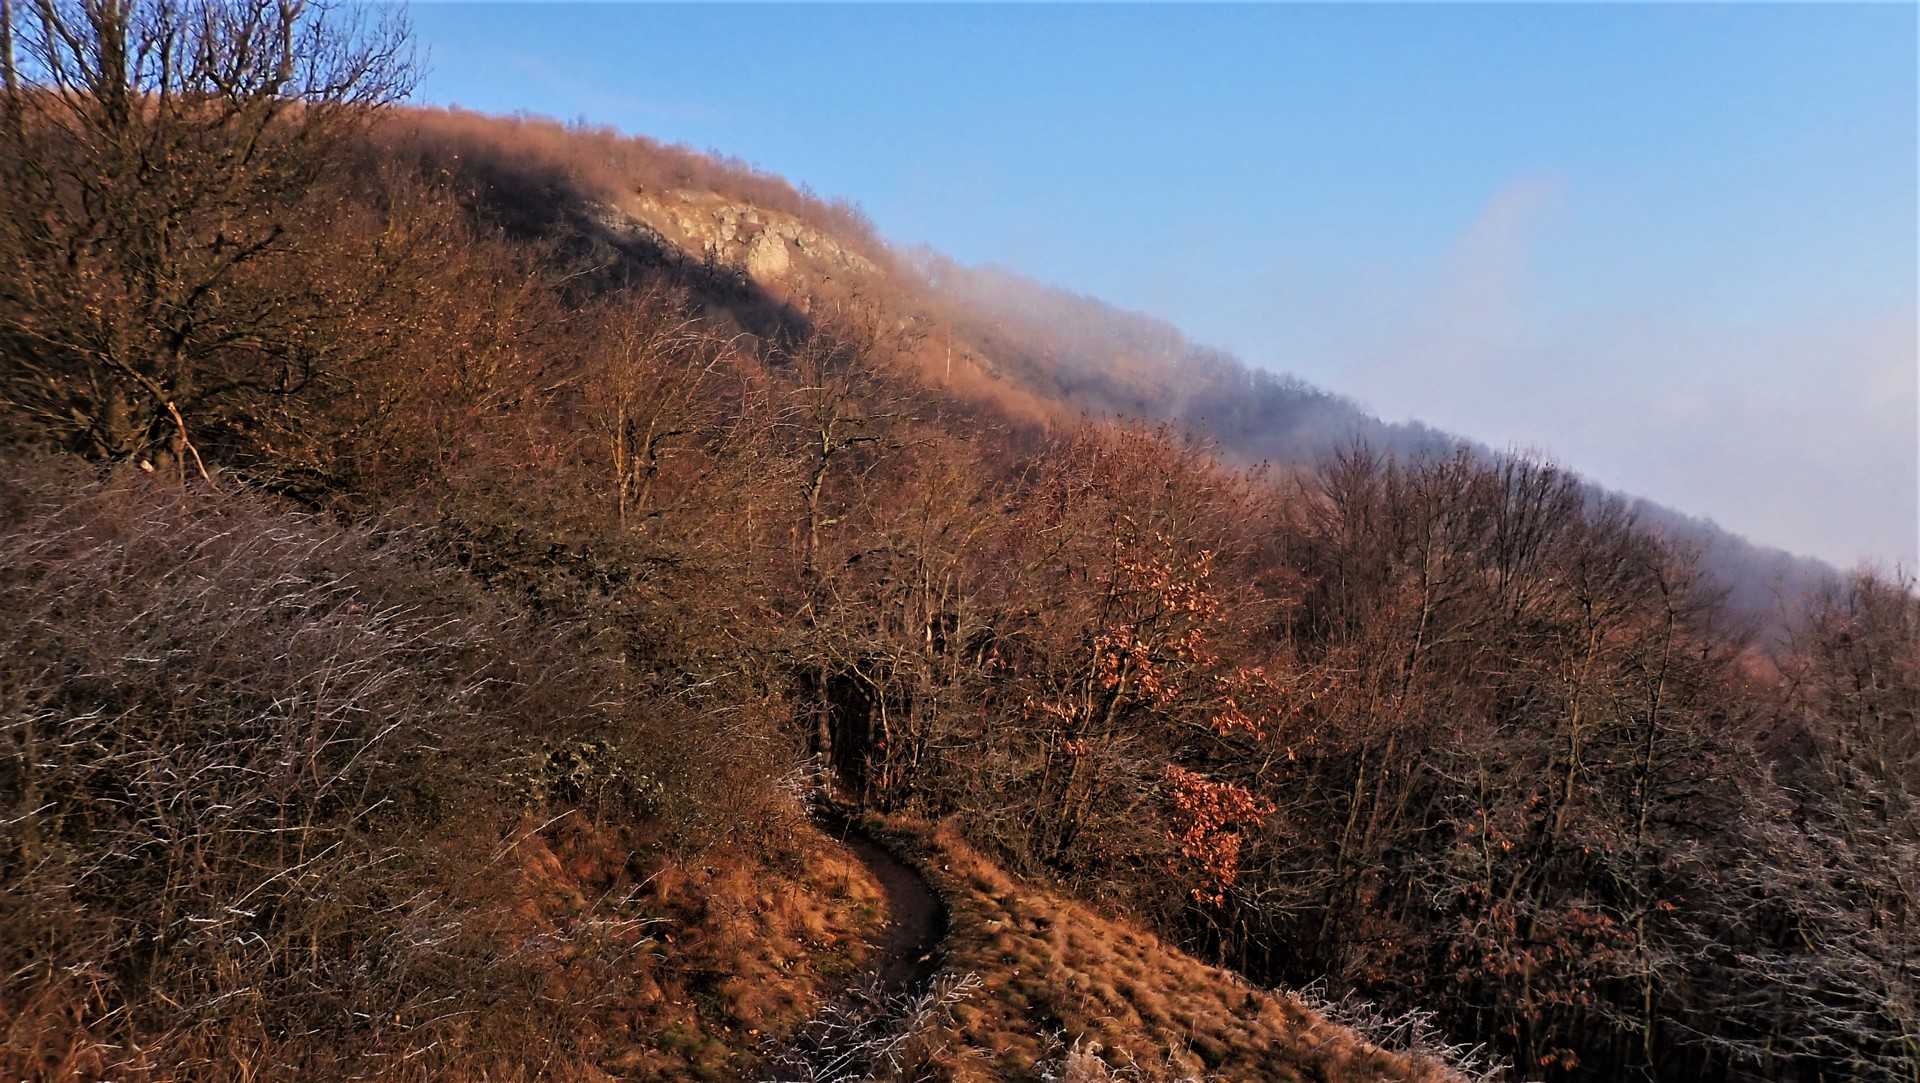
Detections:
403,108,1838,624
912,256,1840,622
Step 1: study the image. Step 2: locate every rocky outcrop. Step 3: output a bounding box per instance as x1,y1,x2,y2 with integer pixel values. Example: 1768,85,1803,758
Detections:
596,188,878,289
744,228,790,279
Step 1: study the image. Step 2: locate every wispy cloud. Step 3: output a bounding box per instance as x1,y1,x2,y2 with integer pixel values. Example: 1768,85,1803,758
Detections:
1331,173,1915,569
1347,173,1568,428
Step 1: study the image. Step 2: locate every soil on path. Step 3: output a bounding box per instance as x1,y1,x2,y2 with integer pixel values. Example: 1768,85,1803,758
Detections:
824,819,946,995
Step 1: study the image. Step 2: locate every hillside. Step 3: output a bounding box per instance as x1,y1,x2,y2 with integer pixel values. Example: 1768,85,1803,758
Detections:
388,108,1837,625
0,464,1466,1083
866,818,1490,1083
2,16,1914,1083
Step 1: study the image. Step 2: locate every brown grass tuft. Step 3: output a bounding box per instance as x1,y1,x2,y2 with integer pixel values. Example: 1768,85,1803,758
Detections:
853,818,1462,1083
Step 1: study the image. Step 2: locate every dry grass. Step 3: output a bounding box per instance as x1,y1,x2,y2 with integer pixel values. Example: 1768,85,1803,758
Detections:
0,463,900,1083
858,819,1461,1083
761,971,983,1082
492,811,893,1082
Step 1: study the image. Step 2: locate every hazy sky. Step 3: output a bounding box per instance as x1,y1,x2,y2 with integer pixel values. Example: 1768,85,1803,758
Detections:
408,3,1918,571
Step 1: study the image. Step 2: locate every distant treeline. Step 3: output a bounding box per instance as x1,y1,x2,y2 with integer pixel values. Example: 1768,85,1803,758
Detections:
913,255,1843,626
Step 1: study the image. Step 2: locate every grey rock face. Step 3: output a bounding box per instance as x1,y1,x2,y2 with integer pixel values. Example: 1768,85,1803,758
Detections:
745,229,791,279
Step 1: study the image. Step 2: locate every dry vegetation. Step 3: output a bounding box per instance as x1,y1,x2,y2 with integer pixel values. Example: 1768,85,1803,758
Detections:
869,819,1463,1083
497,813,894,1081
0,462,893,1082
384,107,887,256
1,4,1914,1082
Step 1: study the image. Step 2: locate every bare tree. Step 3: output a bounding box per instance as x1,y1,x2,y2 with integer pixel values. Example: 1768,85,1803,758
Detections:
580,289,731,533
772,299,921,582
0,0,415,475
1697,571,1920,1081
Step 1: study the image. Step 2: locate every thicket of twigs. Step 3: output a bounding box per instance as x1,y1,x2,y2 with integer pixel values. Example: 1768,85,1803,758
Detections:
0,463,537,1077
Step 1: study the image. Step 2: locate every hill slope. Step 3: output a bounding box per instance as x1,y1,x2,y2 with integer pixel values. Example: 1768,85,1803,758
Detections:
880,819,1481,1083
390,108,1836,624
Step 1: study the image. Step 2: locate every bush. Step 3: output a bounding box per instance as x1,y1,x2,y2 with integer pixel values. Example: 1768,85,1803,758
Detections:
0,464,541,1080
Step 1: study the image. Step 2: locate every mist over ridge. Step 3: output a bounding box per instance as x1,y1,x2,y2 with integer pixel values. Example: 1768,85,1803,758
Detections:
908,250,1844,623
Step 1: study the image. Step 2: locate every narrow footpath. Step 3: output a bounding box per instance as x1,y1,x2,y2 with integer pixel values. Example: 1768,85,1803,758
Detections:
759,814,949,1082
833,825,945,995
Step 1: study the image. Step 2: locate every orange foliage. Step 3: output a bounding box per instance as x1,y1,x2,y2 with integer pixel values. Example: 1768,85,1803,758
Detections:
1163,766,1276,905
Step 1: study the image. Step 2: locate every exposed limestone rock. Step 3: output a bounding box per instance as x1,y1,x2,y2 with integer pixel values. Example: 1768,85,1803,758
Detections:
601,188,878,287
745,230,790,279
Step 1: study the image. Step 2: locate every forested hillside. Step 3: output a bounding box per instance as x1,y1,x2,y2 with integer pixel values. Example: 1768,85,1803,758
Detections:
907,258,1839,622
1,5,1913,1082
386,105,1836,627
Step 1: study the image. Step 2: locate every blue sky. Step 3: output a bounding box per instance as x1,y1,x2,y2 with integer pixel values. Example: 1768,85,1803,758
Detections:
407,3,1917,571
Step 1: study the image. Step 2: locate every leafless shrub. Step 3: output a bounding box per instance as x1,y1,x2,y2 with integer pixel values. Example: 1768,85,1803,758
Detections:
0,464,550,1080
1289,980,1509,1083
760,971,980,1083
1035,1036,1212,1083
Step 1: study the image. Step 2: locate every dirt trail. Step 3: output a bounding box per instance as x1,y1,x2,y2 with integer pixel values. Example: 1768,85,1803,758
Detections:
826,819,945,995
758,815,948,1081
